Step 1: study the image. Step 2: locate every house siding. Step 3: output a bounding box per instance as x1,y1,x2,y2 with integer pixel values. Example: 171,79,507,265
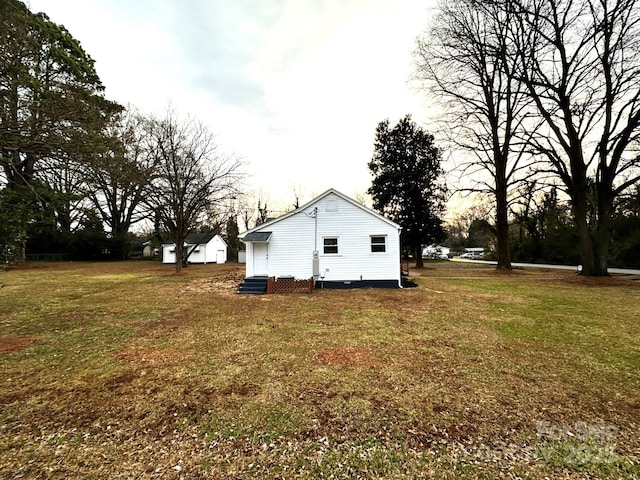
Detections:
246,192,400,284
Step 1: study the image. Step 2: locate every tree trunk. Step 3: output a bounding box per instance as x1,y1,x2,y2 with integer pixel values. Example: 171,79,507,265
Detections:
174,241,183,274
592,232,610,276
592,187,613,276
572,189,596,276
495,181,512,270
8,185,30,264
415,244,424,268
17,234,27,264
567,144,610,276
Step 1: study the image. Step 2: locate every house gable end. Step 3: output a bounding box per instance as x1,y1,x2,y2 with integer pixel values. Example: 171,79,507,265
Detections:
239,188,399,240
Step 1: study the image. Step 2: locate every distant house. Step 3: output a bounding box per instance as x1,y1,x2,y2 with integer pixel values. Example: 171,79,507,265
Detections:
239,188,402,288
162,233,227,265
142,240,154,258
422,245,451,259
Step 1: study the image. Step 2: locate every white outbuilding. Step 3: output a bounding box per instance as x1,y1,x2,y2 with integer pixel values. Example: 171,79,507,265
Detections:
239,188,402,288
162,233,227,265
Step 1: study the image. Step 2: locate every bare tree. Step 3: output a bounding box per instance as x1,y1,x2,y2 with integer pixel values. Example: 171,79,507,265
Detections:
291,184,302,210
145,110,243,273
352,191,372,208
415,0,533,270
445,199,495,249
238,197,255,231
508,0,640,275
34,156,90,236
256,196,270,225
84,108,156,255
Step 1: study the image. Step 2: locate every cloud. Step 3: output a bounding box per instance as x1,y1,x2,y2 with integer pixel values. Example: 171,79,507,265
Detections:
165,2,274,112
27,0,438,205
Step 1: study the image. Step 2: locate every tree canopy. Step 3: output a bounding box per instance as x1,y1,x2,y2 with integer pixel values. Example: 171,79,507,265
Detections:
0,0,122,262
144,110,243,273
415,0,532,270
368,115,446,268
0,0,121,186
417,0,640,276
509,0,640,275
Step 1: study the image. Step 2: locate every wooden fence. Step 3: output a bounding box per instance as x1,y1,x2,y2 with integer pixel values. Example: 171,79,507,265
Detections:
267,276,314,294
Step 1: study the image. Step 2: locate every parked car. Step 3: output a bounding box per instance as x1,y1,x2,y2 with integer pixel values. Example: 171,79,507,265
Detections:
423,252,450,261
460,252,485,260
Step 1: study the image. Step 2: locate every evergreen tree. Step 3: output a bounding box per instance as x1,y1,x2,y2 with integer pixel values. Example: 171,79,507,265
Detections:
225,215,239,262
0,0,121,261
368,115,446,268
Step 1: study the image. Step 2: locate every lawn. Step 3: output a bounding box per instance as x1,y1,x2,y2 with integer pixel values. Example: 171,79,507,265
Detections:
0,261,638,479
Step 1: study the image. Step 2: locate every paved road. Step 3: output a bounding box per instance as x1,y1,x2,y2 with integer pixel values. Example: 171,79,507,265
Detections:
451,258,640,276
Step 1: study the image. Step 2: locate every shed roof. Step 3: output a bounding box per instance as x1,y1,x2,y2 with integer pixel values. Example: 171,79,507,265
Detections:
185,232,217,245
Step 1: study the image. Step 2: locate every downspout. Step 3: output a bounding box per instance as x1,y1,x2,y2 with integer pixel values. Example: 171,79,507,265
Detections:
313,207,319,282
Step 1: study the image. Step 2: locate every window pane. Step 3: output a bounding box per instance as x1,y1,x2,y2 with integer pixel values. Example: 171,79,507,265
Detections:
324,238,338,254
371,236,386,252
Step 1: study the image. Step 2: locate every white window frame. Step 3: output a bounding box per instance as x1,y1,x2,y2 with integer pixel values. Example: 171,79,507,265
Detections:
323,236,339,255
370,235,387,253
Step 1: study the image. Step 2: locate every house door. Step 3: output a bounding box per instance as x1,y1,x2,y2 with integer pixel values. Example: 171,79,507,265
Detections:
216,249,225,264
253,243,268,276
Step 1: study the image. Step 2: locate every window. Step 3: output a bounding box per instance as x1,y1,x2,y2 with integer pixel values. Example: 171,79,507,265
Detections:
323,237,338,254
370,235,386,253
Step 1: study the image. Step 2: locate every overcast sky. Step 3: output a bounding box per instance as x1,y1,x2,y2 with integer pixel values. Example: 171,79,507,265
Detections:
28,0,438,212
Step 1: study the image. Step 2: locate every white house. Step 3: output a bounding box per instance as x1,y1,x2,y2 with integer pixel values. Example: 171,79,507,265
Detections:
162,233,228,265
239,189,402,288
422,245,451,259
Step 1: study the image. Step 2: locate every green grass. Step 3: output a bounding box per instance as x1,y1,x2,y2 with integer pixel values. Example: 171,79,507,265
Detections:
0,261,639,478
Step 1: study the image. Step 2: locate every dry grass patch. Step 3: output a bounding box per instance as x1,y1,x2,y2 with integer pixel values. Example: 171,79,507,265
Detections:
116,345,192,365
1,261,639,478
181,267,246,295
317,346,379,368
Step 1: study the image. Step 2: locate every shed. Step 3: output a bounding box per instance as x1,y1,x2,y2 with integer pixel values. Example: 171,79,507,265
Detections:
162,233,228,265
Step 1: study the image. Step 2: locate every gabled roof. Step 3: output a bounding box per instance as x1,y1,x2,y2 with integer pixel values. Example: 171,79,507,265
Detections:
185,232,218,245
239,188,400,240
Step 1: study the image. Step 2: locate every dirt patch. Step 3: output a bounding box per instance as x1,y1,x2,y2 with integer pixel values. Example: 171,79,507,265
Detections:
562,273,640,287
116,346,191,365
10,262,67,270
182,270,246,295
487,267,528,275
0,335,36,354
317,347,378,368
219,382,260,396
